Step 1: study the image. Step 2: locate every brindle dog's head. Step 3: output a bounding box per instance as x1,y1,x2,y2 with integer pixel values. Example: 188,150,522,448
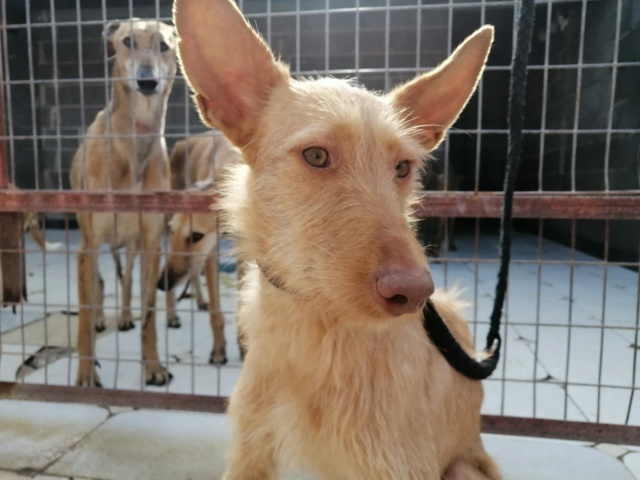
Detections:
105,19,177,97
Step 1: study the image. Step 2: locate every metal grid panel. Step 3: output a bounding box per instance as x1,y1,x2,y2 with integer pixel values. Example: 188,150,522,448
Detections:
0,0,638,442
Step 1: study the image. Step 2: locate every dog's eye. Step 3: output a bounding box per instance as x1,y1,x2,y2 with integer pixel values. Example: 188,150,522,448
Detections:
189,232,205,244
160,41,169,52
395,160,411,179
123,37,133,48
303,147,329,169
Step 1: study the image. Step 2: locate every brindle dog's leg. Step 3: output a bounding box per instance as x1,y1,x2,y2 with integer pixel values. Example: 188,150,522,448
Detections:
76,225,102,386
165,286,181,328
140,231,172,385
119,243,137,331
205,255,227,364
193,271,208,311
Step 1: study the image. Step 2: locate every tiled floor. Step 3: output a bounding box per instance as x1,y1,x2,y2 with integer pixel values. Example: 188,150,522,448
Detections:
0,399,639,480
1,228,639,478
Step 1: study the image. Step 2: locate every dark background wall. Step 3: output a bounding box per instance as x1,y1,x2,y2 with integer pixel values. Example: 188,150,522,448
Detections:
3,0,639,262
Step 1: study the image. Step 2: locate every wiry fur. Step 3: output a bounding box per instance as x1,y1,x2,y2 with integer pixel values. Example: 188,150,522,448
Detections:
174,0,501,478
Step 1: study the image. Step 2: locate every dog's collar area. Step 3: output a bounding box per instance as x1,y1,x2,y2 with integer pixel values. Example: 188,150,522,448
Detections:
257,263,499,380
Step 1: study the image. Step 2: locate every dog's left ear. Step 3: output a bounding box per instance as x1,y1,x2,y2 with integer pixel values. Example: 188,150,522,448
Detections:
103,22,120,58
174,0,289,148
391,25,494,152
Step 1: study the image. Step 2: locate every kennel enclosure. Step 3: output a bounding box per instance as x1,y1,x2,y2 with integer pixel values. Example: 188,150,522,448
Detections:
0,0,639,445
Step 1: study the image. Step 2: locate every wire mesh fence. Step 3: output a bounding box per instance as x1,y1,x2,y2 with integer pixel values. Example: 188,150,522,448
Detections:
0,0,639,442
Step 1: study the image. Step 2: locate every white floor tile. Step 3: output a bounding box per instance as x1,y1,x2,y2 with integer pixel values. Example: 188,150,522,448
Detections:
483,434,636,480
482,379,587,421
623,451,640,480
0,400,108,471
595,443,631,458
47,410,232,480
0,471,73,480
566,385,636,424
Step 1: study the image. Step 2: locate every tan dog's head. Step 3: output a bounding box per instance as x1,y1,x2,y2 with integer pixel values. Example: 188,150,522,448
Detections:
174,0,493,320
105,19,177,97
158,182,219,292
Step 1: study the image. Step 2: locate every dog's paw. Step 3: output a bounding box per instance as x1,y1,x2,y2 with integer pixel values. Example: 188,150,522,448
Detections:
94,318,107,333
76,368,102,388
197,301,209,311
167,316,181,329
118,317,135,331
209,346,228,365
145,363,173,386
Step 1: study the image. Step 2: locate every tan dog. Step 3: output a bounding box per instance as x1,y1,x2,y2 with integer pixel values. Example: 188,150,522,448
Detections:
176,0,500,478
157,132,242,364
70,19,177,387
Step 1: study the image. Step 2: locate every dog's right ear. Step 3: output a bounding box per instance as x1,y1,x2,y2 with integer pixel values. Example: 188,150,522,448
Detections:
174,0,289,149
103,22,120,58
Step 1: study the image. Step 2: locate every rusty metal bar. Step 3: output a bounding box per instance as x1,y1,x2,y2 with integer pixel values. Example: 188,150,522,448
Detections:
0,382,228,414
0,190,638,219
0,190,218,213
1,382,637,445
417,192,640,220
482,415,640,446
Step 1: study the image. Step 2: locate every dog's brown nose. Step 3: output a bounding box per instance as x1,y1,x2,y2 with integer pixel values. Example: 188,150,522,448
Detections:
375,268,434,316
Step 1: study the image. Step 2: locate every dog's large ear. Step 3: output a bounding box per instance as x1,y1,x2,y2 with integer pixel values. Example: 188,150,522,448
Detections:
391,25,494,152
103,22,120,59
174,0,289,148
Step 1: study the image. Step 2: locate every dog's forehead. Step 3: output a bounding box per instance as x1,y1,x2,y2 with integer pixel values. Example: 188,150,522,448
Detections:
290,78,392,121
115,20,174,42
171,211,216,235
269,77,423,155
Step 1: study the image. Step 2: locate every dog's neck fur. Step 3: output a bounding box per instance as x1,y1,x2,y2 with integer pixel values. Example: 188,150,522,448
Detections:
258,263,291,294
107,61,171,182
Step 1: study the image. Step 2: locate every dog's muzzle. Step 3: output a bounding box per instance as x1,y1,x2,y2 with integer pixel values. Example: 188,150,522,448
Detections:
136,67,159,95
157,268,180,291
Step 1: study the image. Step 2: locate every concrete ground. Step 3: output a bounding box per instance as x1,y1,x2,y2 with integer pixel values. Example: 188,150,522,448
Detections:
0,228,638,479
0,400,639,480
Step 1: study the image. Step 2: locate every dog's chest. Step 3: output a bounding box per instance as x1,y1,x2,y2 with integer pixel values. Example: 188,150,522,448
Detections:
269,330,444,473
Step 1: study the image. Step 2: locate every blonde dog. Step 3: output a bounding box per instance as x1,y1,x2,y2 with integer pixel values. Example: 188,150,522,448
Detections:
175,0,500,478
157,132,242,364
70,19,176,387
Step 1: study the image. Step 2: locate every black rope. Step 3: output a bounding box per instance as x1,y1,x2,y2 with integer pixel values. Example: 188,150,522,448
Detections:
423,0,536,380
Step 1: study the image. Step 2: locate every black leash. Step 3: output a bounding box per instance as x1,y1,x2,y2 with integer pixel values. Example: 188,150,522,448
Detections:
423,0,536,380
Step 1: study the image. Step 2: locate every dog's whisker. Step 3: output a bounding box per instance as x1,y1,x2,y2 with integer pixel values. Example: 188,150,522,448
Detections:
304,241,336,258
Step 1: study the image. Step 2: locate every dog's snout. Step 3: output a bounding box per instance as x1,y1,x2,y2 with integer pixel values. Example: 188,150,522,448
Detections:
375,268,434,316
137,66,159,94
157,268,178,291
